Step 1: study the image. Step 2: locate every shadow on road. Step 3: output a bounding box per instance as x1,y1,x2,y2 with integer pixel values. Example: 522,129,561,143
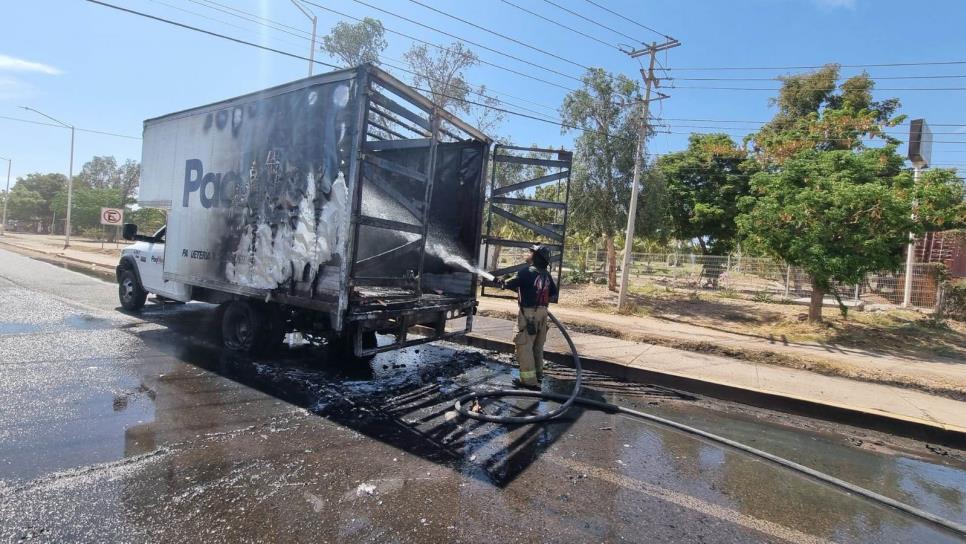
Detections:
125,301,596,488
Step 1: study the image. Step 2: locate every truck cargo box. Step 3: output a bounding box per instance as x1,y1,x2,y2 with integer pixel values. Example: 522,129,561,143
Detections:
138,64,491,349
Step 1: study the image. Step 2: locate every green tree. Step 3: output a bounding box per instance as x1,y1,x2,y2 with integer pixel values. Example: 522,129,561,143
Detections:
116,159,140,203
738,149,964,322
52,186,124,234
736,65,955,323
127,207,166,234
5,186,45,223
404,42,505,135
75,155,118,189
75,156,139,203
6,173,66,231
656,133,754,253
559,68,640,291
321,17,387,67
749,64,902,164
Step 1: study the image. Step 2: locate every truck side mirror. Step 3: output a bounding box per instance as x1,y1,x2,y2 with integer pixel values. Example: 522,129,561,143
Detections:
122,223,138,241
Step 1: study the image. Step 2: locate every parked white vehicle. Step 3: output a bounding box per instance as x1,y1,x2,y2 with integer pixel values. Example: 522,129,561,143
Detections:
117,226,191,310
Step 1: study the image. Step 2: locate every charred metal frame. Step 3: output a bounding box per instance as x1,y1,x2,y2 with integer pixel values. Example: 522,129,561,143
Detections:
343,66,491,356
480,144,572,303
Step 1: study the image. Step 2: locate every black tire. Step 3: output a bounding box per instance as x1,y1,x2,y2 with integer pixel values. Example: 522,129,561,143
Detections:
221,301,263,352
221,300,285,353
118,268,147,311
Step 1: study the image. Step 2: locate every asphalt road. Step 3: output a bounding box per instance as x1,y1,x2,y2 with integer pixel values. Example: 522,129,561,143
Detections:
1,247,965,543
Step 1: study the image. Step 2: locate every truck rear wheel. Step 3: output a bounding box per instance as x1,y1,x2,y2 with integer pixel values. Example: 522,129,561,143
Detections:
219,301,262,352
118,268,147,311
221,300,287,353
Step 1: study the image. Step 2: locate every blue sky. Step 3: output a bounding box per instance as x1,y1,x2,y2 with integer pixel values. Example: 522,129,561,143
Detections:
3,0,966,187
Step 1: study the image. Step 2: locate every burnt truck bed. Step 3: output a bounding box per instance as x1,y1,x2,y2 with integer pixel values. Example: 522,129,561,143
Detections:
137,64,491,355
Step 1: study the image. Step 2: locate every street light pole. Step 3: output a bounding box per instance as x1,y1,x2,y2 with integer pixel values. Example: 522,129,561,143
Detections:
290,0,318,77
0,156,10,236
21,107,75,248
66,125,75,248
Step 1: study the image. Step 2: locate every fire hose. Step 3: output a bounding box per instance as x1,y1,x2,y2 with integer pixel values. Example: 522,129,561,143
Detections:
453,311,966,537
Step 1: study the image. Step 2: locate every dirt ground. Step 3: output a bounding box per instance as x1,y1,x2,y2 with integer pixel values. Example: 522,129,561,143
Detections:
557,282,966,364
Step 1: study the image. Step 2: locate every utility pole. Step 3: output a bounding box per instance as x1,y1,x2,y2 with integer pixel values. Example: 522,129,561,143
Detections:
21,107,75,248
0,156,10,236
617,39,680,311
290,0,318,77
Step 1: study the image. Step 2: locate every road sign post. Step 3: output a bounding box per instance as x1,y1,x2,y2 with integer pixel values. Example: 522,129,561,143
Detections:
904,119,932,307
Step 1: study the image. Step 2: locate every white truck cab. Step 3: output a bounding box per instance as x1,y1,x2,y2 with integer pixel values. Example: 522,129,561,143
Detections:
117,225,191,310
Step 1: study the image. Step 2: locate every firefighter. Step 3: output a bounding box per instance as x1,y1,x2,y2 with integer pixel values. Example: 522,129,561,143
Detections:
500,244,557,390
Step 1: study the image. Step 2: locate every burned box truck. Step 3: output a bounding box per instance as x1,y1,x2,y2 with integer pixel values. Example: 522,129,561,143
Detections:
117,65,494,357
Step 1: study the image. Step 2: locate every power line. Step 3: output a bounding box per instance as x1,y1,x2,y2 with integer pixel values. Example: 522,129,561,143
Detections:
180,0,565,119
580,0,673,41
541,0,640,45
153,0,321,57
191,0,576,103
0,115,141,140
84,0,629,144
668,85,966,91
301,7,575,94
500,0,619,50
406,0,591,71
302,1,579,97
192,0,309,35
152,0,286,40
667,74,966,82
667,60,966,72
339,0,584,84
85,0,342,69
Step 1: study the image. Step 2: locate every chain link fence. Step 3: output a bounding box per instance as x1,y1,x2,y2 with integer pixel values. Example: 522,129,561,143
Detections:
490,245,943,309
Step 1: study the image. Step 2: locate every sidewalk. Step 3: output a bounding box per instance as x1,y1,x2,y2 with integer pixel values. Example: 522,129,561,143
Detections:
464,315,966,447
477,296,966,400
0,233,119,277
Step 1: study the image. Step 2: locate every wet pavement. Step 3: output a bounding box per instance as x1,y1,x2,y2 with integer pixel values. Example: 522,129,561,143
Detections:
1,247,966,543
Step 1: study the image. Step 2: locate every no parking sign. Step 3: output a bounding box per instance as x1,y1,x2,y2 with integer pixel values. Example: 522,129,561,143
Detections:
100,207,124,226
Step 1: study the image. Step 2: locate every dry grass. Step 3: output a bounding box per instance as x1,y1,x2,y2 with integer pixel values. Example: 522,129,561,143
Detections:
556,283,966,362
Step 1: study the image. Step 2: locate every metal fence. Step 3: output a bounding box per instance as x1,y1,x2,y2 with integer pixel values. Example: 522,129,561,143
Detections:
489,246,943,309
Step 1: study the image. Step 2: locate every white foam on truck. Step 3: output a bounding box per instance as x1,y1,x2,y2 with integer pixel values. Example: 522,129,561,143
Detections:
226,172,349,290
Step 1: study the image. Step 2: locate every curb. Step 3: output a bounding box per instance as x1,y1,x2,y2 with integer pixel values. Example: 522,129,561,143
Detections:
0,240,117,282
456,331,966,449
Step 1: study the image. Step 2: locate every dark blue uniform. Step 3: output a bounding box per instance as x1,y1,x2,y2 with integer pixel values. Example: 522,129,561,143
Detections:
504,266,557,308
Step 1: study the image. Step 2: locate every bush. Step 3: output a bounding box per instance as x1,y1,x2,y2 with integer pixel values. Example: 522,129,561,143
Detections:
941,280,966,322
565,270,593,284
752,291,775,304
719,288,740,299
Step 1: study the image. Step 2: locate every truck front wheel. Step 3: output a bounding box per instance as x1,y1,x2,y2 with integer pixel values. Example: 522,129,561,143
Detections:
118,268,147,311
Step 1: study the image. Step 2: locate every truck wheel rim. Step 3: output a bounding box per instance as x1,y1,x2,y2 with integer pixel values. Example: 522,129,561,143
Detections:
227,307,254,348
122,279,135,300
